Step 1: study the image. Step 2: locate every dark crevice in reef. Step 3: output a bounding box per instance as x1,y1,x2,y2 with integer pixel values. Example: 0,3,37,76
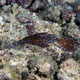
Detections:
54,72,58,80
26,0,36,9
53,60,62,80
53,61,61,80
75,19,80,27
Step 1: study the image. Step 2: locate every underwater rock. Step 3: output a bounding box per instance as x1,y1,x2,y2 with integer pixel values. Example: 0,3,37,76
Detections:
17,13,31,23
60,9,72,23
0,75,11,80
17,10,33,24
40,5,62,22
0,0,6,6
17,0,34,8
27,55,58,79
29,0,45,12
58,59,80,80
6,0,16,4
64,0,75,3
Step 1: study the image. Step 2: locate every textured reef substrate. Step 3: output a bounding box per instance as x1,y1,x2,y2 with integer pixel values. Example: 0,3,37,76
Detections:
0,0,80,80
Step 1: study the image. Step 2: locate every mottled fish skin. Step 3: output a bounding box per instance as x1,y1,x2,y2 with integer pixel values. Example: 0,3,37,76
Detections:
6,33,78,52
17,33,56,47
5,33,55,48
54,37,76,52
